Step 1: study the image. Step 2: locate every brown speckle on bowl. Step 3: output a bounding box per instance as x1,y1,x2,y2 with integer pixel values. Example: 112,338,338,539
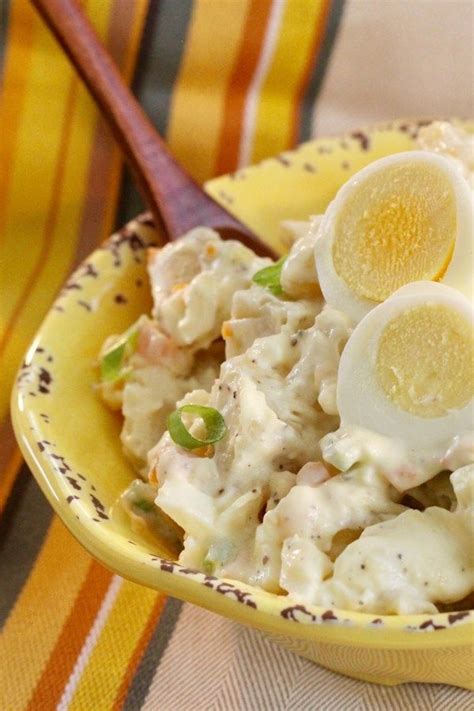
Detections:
64,282,82,292
276,154,292,166
350,130,370,151
77,300,92,312
321,610,338,622
419,619,446,631
281,605,317,623
448,611,470,625
105,225,152,267
17,349,54,397
38,367,53,394
212,582,257,608
90,494,109,520
82,262,99,278
50,453,71,473
66,476,82,491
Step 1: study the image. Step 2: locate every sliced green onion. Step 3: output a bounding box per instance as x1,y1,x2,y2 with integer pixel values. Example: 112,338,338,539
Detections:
203,540,236,574
203,558,216,575
252,256,286,296
100,326,139,383
133,499,155,513
167,405,227,451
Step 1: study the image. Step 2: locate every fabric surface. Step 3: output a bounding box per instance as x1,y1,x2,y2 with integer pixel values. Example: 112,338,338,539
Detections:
0,1,473,709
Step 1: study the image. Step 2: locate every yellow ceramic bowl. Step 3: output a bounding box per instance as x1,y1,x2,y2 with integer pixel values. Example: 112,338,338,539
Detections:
12,120,474,689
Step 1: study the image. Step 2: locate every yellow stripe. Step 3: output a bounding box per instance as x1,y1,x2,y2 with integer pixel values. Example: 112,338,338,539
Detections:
0,519,92,711
0,0,112,422
250,0,328,163
68,583,162,711
167,0,251,183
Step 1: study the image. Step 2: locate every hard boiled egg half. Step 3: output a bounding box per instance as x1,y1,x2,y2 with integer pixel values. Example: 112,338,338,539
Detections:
337,281,474,473
314,151,473,323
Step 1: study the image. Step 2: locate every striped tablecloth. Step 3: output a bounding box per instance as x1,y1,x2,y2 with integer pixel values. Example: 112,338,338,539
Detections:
1,2,473,709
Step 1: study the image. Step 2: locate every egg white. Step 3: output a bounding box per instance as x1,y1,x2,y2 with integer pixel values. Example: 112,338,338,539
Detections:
336,281,474,458
313,151,474,324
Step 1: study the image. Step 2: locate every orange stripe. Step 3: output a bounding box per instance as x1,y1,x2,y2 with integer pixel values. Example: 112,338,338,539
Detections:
0,0,37,245
0,518,93,710
0,76,79,356
111,594,167,711
0,0,141,363
289,0,330,147
25,561,112,711
213,0,273,176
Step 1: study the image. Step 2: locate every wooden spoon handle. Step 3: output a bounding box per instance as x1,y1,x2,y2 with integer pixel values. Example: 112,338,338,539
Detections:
31,0,274,256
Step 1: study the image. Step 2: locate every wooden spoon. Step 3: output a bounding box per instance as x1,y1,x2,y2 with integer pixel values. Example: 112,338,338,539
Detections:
31,0,276,259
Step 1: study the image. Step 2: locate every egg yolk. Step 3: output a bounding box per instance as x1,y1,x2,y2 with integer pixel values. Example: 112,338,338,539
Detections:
332,162,457,302
376,304,474,418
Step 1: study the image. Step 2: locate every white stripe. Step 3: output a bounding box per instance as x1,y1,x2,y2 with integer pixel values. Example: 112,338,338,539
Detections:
56,575,123,711
238,0,286,168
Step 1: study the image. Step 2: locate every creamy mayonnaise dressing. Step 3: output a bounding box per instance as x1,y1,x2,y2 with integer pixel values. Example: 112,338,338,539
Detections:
148,227,270,348
418,121,474,187
99,228,266,472
101,122,474,615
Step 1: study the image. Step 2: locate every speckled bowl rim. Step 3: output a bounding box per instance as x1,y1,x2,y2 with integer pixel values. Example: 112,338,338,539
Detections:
11,120,474,648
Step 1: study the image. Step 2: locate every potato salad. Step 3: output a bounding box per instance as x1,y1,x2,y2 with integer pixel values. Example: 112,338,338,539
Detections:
99,122,474,615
